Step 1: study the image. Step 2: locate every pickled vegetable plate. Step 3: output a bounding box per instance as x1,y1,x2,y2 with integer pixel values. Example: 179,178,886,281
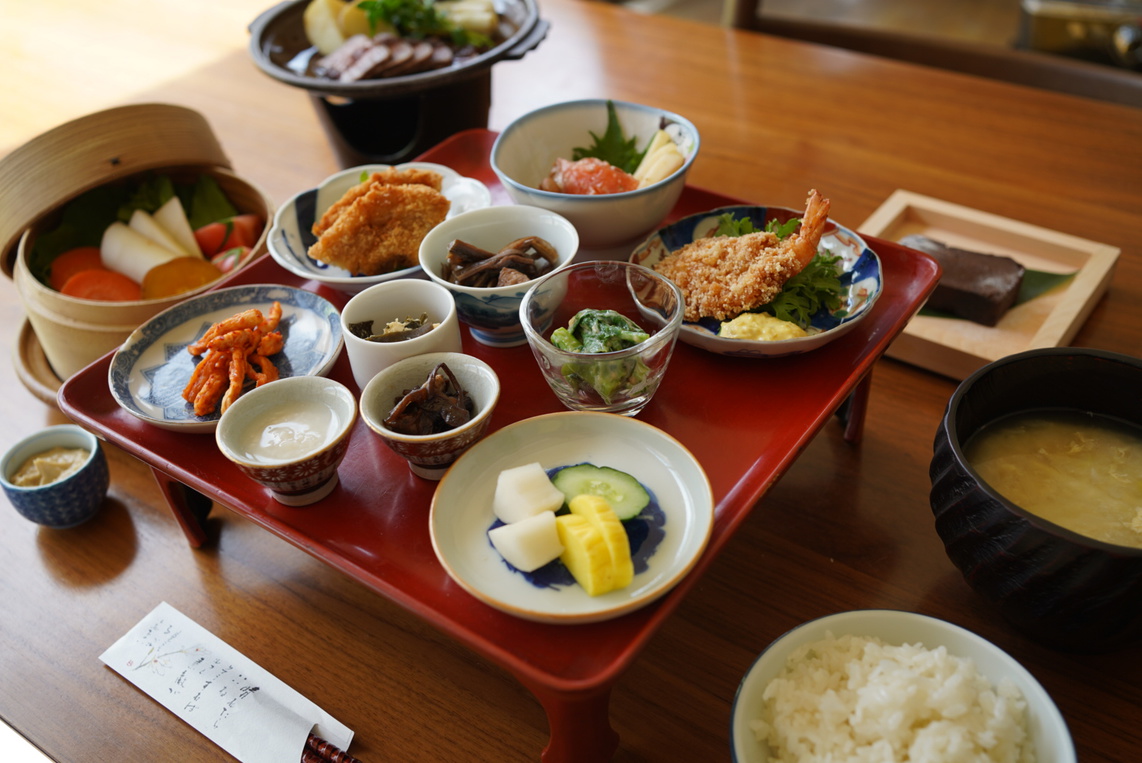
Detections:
430,411,714,623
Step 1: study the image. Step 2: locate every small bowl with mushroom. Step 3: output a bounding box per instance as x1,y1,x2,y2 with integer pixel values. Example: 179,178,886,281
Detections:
359,351,500,480
418,204,579,347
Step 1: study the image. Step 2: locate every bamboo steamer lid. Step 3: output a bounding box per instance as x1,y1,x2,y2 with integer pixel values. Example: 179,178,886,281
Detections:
0,103,231,278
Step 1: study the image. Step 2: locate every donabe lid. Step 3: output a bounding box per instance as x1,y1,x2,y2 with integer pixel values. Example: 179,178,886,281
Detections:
0,103,232,279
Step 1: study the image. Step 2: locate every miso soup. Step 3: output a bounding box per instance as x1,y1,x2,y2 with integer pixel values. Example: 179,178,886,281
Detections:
965,409,1142,549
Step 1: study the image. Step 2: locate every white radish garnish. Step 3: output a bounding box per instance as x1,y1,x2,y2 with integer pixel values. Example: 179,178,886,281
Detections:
153,196,201,258
101,222,184,283
488,511,564,572
493,462,566,524
128,209,193,258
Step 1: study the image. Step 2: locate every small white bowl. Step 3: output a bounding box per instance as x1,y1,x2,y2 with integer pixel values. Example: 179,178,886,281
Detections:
418,205,579,347
340,278,463,390
490,99,700,250
215,376,357,506
267,161,492,295
731,610,1074,763
359,351,500,480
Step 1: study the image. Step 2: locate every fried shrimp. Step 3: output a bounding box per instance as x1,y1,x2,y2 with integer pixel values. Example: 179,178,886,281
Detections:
653,189,831,322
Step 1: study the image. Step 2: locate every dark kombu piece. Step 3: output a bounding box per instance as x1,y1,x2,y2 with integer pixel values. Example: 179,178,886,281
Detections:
383,362,474,435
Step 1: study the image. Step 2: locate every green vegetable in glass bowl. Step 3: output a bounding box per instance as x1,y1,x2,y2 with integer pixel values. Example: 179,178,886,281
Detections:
551,309,651,405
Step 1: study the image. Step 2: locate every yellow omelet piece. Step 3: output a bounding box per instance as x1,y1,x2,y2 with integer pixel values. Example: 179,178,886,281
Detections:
556,514,614,596
569,494,634,589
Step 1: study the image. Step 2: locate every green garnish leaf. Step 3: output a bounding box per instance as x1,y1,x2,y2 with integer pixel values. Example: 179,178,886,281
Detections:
117,175,175,221
358,0,492,48
714,213,756,237
571,101,647,174
758,253,843,328
182,175,238,230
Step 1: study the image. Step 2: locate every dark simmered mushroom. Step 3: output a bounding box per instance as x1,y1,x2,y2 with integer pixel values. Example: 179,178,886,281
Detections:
383,362,474,435
443,236,559,287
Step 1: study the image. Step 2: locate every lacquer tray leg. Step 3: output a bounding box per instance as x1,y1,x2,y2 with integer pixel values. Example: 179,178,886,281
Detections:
150,467,212,548
837,370,872,445
523,679,619,763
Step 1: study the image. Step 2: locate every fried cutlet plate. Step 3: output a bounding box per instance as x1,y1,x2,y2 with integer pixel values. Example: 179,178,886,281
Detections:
108,285,343,433
268,162,492,294
630,205,882,358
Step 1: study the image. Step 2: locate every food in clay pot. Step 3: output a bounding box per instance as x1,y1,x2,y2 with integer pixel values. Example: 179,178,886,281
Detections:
442,235,558,287
299,0,503,82
383,361,474,435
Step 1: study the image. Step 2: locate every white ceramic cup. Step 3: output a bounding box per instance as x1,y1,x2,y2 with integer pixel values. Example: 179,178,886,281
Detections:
340,278,463,390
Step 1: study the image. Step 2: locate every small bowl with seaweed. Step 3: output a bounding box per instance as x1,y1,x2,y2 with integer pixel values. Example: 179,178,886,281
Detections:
340,278,463,390
629,201,882,358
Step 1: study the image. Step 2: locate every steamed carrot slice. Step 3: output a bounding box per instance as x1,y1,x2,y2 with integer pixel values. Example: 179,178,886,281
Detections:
48,247,106,291
60,269,142,302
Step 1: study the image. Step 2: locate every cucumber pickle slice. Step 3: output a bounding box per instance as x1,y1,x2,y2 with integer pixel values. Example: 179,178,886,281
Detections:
551,464,650,520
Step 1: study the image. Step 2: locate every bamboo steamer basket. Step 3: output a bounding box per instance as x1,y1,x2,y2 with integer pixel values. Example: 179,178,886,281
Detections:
0,103,275,388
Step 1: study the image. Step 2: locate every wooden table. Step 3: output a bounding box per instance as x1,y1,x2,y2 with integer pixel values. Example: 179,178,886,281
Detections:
2,1,1140,761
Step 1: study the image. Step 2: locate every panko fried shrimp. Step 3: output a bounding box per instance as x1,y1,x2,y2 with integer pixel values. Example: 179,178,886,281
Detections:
181,302,285,416
653,189,831,322
308,169,450,276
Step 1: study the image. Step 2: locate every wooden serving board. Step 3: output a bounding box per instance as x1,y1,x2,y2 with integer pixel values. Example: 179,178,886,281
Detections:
860,190,1119,380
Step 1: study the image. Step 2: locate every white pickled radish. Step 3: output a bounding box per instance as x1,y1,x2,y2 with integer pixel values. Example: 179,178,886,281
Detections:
154,196,201,258
493,462,566,524
129,209,193,257
101,222,183,283
488,511,564,572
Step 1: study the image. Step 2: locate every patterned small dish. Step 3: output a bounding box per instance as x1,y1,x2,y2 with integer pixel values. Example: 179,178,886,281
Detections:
216,376,357,506
108,284,343,434
268,162,492,295
359,351,500,480
2,424,109,528
418,205,579,347
630,205,882,358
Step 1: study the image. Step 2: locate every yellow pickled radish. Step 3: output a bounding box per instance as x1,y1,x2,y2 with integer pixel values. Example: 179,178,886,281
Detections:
569,494,634,589
556,514,614,596
141,257,223,300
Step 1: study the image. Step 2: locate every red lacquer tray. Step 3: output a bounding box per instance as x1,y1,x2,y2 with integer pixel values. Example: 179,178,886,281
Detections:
58,129,940,762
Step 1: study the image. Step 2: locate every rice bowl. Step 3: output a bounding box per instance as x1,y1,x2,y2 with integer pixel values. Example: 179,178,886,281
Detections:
731,610,1074,763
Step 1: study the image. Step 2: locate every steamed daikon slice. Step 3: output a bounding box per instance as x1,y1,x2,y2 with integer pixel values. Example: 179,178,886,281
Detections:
493,462,566,524
154,196,202,257
488,511,564,573
101,222,184,283
129,209,193,258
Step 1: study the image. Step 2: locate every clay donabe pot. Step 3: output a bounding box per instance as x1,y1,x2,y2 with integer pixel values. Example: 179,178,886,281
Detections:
248,0,548,166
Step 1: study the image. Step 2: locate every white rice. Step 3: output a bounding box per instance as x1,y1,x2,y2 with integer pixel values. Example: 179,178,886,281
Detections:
750,633,1034,763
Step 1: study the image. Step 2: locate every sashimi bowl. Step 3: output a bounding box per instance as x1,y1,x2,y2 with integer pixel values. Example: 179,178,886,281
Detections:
491,99,700,250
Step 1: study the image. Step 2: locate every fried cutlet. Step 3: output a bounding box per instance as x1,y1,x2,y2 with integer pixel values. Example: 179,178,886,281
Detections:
312,167,445,237
307,183,450,276
653,190,831,322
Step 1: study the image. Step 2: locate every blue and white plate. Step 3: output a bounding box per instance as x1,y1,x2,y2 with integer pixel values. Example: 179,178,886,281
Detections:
430,412,714,624
108,285,343,433
268,162,493,295
630,205,882,358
